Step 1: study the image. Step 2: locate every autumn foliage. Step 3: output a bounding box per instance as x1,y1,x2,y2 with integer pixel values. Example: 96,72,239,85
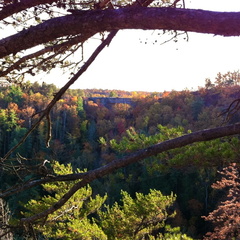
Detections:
203,163,240,240
1,71,240,238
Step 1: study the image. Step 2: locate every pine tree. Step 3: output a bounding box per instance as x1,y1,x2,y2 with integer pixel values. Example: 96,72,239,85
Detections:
98,189,178,239
21,162,107,239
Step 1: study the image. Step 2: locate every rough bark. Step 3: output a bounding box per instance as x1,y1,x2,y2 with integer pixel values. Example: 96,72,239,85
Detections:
0,198,13,240
1,7,240,58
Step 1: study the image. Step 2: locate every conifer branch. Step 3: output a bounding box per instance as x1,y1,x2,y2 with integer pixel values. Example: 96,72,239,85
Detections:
19,122,240,224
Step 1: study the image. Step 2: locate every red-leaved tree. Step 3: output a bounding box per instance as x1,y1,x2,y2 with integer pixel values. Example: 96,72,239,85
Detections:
203,163,240,240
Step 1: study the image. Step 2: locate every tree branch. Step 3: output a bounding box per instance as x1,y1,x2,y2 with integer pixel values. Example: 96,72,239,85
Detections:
1,8,240,58
2,122,240,198
1,29,117,161
0,34,91,77
0,0,58,20
15,122,240,224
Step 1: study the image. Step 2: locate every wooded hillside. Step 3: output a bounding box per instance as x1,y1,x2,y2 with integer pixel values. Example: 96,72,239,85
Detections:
1,71,240,238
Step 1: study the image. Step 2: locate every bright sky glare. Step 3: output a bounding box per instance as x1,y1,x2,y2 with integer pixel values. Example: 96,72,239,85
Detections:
41,0,240,92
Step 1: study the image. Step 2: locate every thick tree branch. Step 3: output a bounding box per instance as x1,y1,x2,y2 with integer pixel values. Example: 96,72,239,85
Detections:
2,123,240,199
15,122,240,223
1,8,240,58
0,33,91,77
0,0,57,20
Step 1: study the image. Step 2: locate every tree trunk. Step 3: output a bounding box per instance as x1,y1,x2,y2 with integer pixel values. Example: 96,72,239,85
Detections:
0,198,13,240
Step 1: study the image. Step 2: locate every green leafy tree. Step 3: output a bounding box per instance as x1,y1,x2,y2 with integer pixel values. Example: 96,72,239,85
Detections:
4,85,23,105
98,189,176,239
19,161,195,239
76,96,86,118
109,91,118,98
105,125,240,170
98,189,194,240
21,161,107,239
21,168,193,240
0,107,19,155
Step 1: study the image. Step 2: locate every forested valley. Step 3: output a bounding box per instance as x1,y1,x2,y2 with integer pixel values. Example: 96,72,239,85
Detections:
0,71,240,239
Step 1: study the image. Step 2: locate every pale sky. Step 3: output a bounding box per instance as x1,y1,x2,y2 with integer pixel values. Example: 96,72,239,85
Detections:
38,0,240,92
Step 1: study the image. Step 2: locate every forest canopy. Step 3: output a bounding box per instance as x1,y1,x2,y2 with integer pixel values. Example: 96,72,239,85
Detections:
0,0,240,239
